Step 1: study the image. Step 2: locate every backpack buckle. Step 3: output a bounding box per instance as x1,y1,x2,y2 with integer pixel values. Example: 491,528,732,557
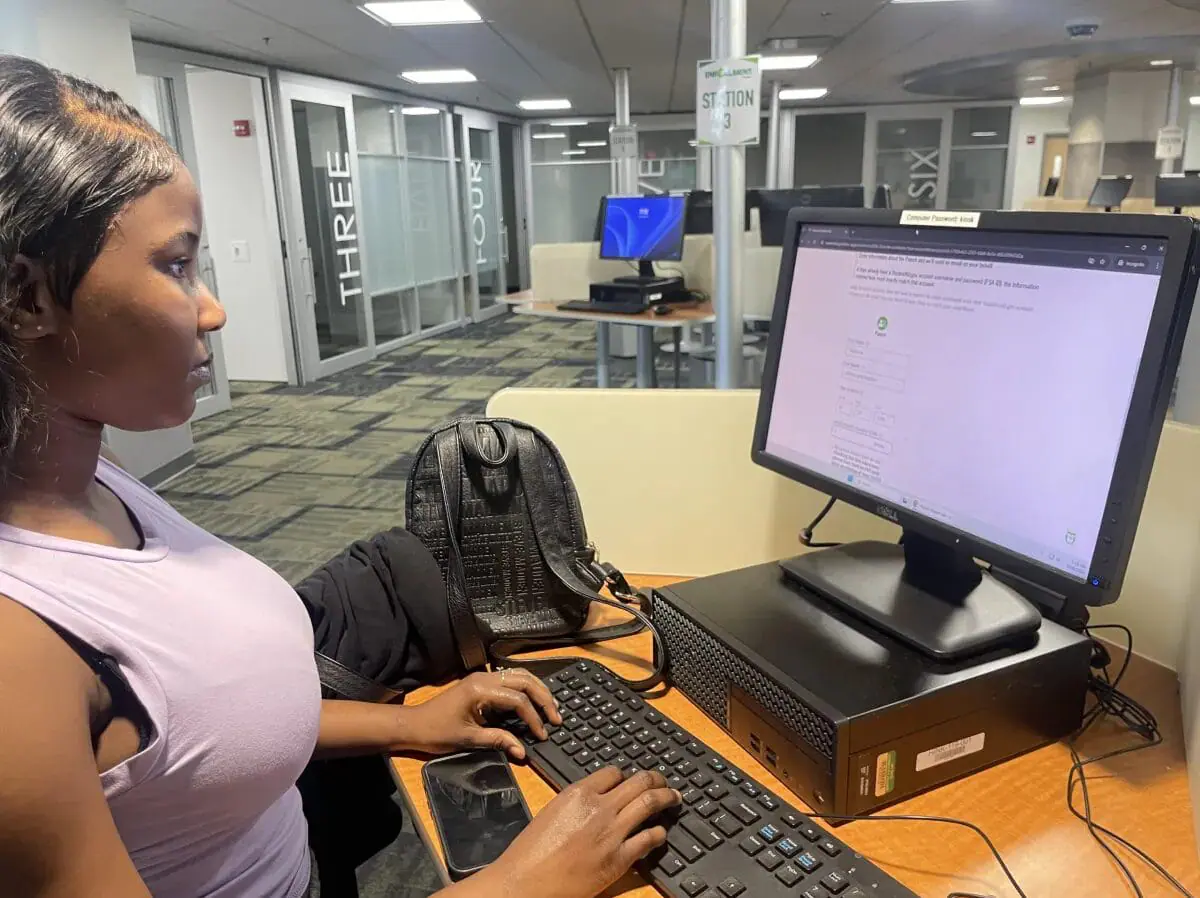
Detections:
590,561,636,601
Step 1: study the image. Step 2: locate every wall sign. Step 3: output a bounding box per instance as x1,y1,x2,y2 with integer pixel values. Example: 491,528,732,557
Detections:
695,56,762,147
610,124,638,160
326,152,362,308
1156,125,1185,161
469,159,490,270
233,119,252,138
906,147,939,206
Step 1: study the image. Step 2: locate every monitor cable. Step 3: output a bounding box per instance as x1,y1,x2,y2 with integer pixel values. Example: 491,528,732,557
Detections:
800,497,841,548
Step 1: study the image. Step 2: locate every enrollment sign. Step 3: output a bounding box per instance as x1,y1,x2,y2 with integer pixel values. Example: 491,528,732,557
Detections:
696,56,762,147
610,124,638,160
1156,125,1185,161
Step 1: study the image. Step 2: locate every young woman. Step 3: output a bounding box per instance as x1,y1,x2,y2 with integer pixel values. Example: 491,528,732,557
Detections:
0,56,678,898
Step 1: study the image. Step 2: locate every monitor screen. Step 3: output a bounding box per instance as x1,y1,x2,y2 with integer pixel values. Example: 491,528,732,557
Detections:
685,190,755,235
762,222,1167,582
1156,173,1200,209
1088,176,1133,208
599,195,687,261
759,187,866,246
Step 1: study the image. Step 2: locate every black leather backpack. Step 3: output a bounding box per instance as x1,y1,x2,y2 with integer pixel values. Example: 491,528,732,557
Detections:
406,418,666,692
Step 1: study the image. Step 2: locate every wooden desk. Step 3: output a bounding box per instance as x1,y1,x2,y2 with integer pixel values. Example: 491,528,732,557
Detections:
392,577,1199,897
513,300,715,389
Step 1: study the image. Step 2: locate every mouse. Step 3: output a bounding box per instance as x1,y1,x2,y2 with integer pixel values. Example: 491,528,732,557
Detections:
653,304,672,316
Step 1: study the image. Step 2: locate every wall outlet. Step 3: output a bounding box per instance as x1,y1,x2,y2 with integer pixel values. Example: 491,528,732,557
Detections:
231,240,250,263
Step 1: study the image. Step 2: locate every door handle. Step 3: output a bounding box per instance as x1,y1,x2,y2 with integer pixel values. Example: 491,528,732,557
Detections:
501,225,510,262
299,249,315,306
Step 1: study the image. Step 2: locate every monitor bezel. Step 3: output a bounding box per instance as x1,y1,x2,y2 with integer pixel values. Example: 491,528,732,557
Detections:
598,194,687,263
751,207,1198,607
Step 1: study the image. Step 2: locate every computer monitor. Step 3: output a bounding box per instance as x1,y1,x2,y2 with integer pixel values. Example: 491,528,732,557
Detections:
752,209,1197,659
593,196,608,242
684,190,755,235
1156,173,1200,212
1043,175,1060,197
599,194,687,279
1088,175,1133,211
873,184,892,209
758,186,867,246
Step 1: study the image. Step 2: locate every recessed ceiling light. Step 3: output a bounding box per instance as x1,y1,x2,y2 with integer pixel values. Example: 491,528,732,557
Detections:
1021,96,1066,106
577,140,607,147
562,149,586,156
532,132,566,140
971,131,999,138
688,140,699,147
1025,75,1048,82
363,1,481,26
1043,85,1062,92
779,87,829,101
1190,96,1200,106
1151,59,1174,66
759,54,820,71
548,119,588,127
400,68,476,84
401,106,441,116
520,98,572,111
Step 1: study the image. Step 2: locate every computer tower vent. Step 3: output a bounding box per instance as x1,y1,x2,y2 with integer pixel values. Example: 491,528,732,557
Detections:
652,593,836,760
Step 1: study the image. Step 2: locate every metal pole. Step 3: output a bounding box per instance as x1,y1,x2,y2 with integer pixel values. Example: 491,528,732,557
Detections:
1163,66,1184,176
613,67,637,196
608,66,639,384
712,0,746,389
766,80,782,189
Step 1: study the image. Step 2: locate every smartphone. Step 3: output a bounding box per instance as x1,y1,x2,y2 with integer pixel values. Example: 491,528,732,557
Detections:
422,749,532,881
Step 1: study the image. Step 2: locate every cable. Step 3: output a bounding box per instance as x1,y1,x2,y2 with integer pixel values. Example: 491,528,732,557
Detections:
799,497,841,548
803,810,1027,898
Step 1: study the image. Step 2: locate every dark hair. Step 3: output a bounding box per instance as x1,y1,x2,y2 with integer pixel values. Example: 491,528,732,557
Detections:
0,55,178,479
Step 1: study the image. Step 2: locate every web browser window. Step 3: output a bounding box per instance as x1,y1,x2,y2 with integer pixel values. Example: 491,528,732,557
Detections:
765,223,1165,579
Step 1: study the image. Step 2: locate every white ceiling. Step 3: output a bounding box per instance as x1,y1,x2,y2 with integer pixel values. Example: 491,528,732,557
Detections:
126,0,1200,115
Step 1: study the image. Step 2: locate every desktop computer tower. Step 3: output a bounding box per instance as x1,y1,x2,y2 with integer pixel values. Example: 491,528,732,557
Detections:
652,562,1092,818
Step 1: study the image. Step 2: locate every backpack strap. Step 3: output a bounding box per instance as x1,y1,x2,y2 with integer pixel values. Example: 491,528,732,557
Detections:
510,428,669,692
315,653,402,703
436,428,489,671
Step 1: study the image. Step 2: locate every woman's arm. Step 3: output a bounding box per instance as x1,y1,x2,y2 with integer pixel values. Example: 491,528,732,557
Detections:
0,598,152,898
314,670,561,760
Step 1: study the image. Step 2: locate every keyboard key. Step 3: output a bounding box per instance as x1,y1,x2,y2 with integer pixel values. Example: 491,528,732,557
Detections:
722,799,761,825
798,823,822,842
612,734,633,750
704,783,729,800
686,741,706,756
739,834,764,856
679,874,708,897
622,721,639,735
681,787,704,805
672,730,690,745
821,871,850,894
637,755,658,770
562,740,584,756
819,839,842,857
600,724,619,738
802,890,825,898
586,715,604,729
622,765,638,778
719,878,746,897
654,764,671,778
563,715,584,731
645,710,663,725
694,799,720,818
626,743,645,758
586,736,604,750
590,672,605,684
795,851,822,874
668,830,706,863
613,755,630,768
711,812,743,837
776,864,804,887
723,771,743,785
758,824,781,843
585,760,603,773
680,817,724,850
756,849,784,871
658,721,675,733
707,758,727,773
578,685,596,698
612,711,630,725
566,697,584,711
667,774,687,791
776,838,800,858
663,749,683,765
781,812,804,828
740,783,760,798
613,688,630,701
575,750,594,766
575,662,590,671
626,698,644,711
656,853,685,877
587,694,604,707
648,740,670,755
575,727,595,742
550,729,571,745
598,746,617,761
675,761,697,778
842,889,868,898
553,687,571,701
689,772,713,788
635,729,655,744
758,794,779,811
599,701,618,715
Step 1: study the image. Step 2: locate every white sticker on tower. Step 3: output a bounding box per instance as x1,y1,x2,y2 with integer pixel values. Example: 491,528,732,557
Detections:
899,210,981,228
915,733,986,772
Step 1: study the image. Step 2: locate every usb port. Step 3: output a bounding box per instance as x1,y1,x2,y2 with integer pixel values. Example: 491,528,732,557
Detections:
765,748,778,767
749,733,761,752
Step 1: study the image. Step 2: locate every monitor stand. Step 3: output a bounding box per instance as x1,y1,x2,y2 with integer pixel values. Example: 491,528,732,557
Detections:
779,532,1042,661
613,260,666,286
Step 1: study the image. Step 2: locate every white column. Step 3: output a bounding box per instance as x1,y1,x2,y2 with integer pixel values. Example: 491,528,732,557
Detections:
1164,66,1184,176
765,81,782,189
613,67,637,196
711,0,747,389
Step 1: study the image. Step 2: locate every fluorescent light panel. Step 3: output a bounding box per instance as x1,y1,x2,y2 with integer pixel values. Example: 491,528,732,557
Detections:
562,149,586,156
1151,59,1174,66
577,140,607,147
1026,75,1048,82
1020,96,1066,106
400,68,476,84
532,132,566,140
363,1,481,26
520,98,572,111
1191,96,1200,106
1043,85,1062,92
759,54,820,71
971,131,998,138
401,106,440,116
548,119,588,126
779,87,828,101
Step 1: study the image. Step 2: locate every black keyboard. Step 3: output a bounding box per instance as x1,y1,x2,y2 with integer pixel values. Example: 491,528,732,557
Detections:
505,660,918,898
557,299,648,315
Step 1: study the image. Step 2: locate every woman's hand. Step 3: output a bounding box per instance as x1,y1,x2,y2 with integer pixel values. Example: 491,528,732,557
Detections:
398,669,562,759
472,767,681,898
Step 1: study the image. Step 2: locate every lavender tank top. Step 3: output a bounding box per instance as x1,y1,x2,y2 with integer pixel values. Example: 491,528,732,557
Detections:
0,458,321,898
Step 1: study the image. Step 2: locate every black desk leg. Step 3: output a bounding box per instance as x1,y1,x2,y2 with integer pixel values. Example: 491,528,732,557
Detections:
674,327,682,389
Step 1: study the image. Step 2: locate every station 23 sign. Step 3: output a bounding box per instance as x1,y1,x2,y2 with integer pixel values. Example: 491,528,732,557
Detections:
696,56,762,147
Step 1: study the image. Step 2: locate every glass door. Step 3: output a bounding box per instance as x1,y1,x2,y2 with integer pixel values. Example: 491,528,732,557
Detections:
133,61,233,419
867,109,953,210
277,81,373,378
458,109,507,320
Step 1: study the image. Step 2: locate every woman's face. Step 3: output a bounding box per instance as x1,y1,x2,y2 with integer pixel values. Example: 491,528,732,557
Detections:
26,167,227,431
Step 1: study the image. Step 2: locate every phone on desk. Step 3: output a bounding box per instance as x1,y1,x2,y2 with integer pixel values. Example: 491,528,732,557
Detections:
423,749,532,880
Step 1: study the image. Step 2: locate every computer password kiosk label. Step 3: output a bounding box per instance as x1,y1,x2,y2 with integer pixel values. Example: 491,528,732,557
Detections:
899,210,981,228
915,733,986,772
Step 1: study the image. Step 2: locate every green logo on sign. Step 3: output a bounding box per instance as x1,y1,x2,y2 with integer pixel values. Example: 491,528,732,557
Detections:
876,316,889,332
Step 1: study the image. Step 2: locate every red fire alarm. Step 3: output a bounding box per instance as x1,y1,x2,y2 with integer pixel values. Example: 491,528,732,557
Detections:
1026,134,1037,145
233,119,252,138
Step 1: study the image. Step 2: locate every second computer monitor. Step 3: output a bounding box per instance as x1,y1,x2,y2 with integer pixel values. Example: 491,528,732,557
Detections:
1155,173,1200,211
599,195,687,277
1088,175,1134,210
758,186,867,246
684,190,755,235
